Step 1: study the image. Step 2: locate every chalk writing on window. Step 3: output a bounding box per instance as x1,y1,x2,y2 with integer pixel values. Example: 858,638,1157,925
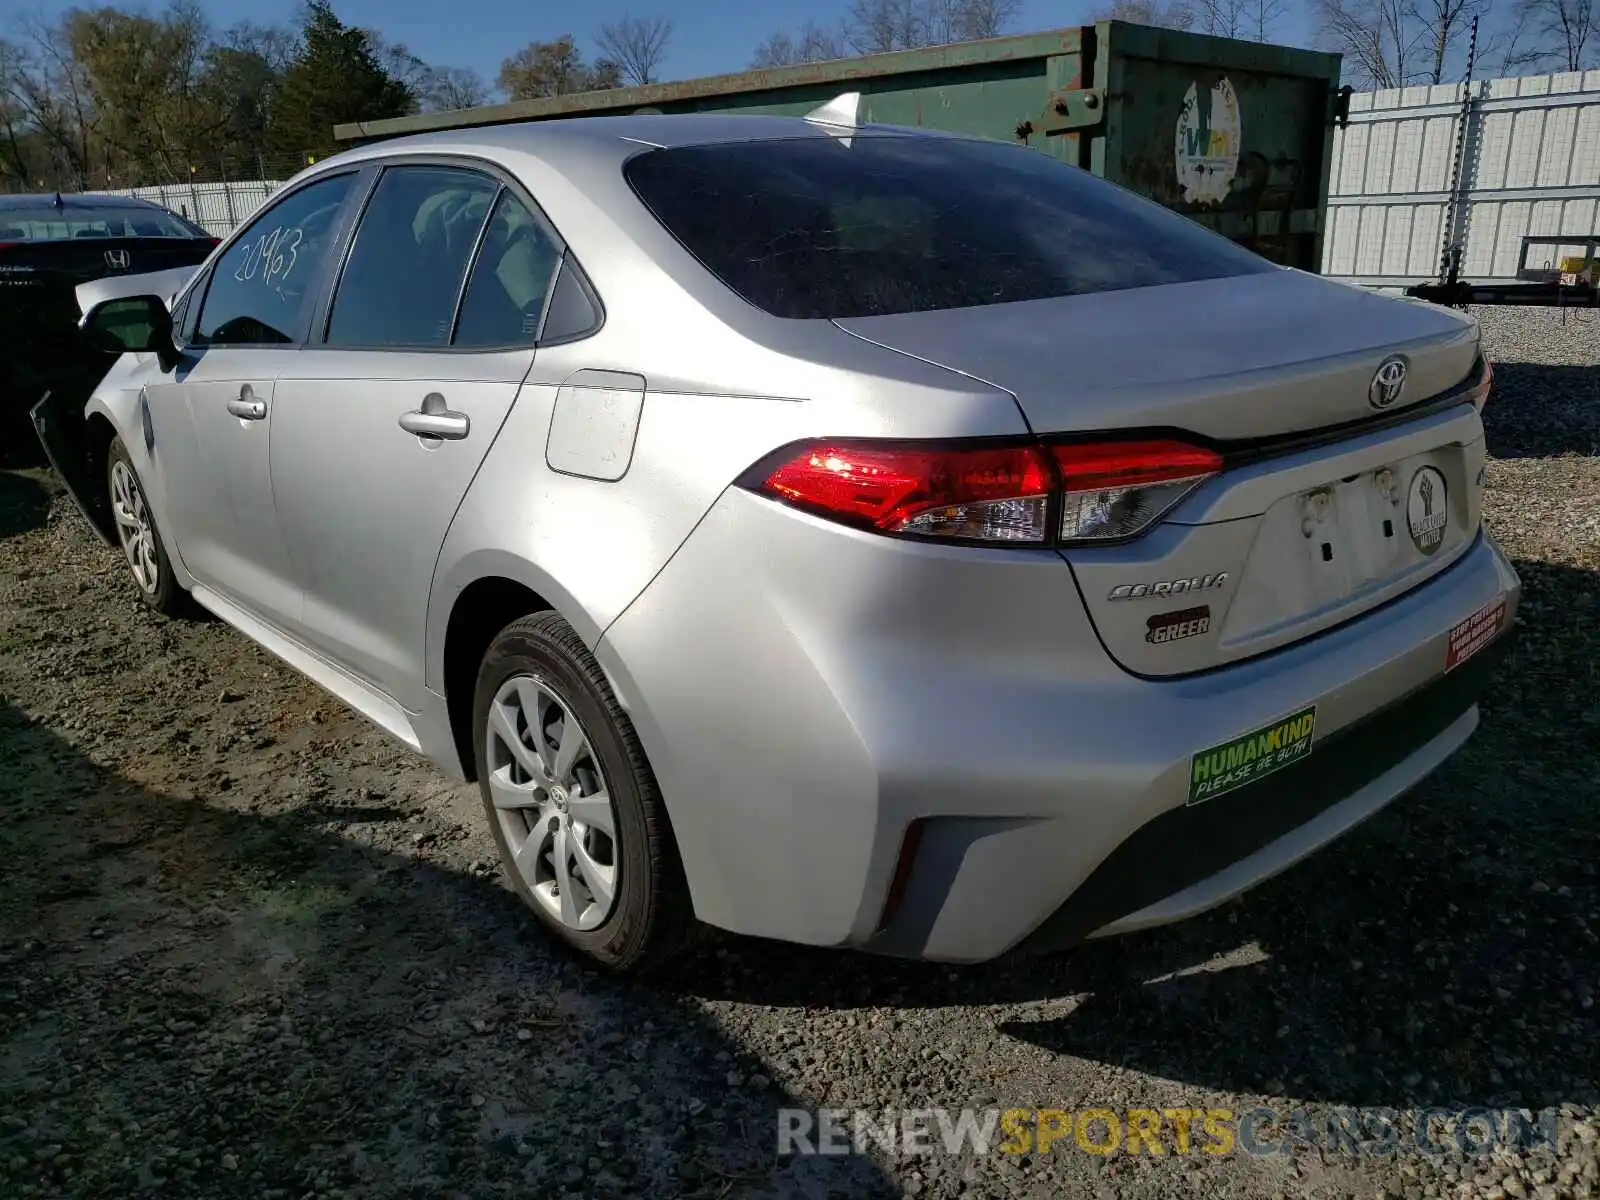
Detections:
233,225,304,287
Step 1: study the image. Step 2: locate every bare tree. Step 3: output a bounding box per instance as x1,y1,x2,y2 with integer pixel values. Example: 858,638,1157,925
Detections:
846,0,927,52
5,13,98,188
424,67,492,111
1203,0,1288,40
1248,0,1291,39
221,20,297,74
926,0,1023,41
1197,0,1248,36
595,14,673,86
1093,0,1197,29
1515,0,1598,68
750,19,853,66
754,0,1022,64
1482,1,1549,71
1412,0,1484,81
1316,0,1419,86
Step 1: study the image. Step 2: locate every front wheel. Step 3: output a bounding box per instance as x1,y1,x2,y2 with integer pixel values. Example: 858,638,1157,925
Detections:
472,611,696,972
107,436,185,616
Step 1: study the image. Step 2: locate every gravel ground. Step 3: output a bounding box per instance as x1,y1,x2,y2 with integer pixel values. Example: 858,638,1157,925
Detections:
1,305,1597,1200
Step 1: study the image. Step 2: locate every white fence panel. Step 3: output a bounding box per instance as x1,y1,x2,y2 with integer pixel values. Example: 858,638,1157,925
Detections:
94,179,286,238
1325,68,1600,286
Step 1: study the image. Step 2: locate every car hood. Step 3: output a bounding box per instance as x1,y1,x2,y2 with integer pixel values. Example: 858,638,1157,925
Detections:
831,269,1482,442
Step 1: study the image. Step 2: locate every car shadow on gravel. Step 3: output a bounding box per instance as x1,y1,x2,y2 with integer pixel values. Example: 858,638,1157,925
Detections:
0,700,899,1199
665,558,1599,1116
1483,362,1600,459
0,469,49,540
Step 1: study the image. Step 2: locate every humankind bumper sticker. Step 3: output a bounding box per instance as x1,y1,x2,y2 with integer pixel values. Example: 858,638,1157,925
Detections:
1188,705,1317,806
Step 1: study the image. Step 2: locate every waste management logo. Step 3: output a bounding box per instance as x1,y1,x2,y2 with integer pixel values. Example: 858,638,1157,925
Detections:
778,1106,1562,1160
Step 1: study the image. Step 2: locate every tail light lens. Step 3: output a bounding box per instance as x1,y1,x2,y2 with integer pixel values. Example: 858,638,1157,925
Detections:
761,442,1054,542
748,437,1221,546
1052,440,1223,542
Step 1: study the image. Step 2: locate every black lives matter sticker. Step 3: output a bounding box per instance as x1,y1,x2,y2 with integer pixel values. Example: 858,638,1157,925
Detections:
1146,605,1211,645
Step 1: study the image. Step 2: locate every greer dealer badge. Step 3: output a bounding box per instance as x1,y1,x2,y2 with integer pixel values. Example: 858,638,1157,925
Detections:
1146,605,1211,645
1407,465,1448,556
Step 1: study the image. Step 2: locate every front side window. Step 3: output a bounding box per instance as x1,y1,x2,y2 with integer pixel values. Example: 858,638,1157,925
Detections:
623,136,1276,320
194,173,357,347
452,190,564,349
326,166,498,348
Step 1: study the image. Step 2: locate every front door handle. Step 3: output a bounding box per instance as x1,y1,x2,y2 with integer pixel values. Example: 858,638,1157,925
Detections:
399,392,470,441
226,385,266,421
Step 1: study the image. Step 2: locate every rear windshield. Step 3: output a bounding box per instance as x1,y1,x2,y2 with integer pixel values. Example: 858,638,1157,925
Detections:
623,136,1275,319
0,206,205,242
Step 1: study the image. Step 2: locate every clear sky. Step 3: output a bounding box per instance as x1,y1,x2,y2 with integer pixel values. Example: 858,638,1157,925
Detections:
0,0,1321,92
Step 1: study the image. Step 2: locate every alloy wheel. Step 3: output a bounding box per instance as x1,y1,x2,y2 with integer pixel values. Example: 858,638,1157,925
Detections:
485,674,619,931
109,460,159,595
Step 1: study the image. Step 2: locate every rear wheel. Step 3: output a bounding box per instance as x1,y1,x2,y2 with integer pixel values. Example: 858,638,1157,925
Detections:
472,611,695,972
107,436,184,616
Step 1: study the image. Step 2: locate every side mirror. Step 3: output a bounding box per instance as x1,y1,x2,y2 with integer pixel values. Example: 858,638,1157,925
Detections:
79,294,182,372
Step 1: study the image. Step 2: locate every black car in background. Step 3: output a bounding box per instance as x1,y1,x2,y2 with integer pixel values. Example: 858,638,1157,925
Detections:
0,193,217,465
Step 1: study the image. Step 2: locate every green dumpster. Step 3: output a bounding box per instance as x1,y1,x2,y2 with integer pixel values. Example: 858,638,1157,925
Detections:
333,21,1345,272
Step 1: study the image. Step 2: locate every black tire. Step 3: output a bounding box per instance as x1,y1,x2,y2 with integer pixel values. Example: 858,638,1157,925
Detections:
472,611,696,972
106,436,185,617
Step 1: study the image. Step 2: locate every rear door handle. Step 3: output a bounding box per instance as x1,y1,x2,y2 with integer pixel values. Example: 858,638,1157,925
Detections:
399,392,470,441
226,386,266,421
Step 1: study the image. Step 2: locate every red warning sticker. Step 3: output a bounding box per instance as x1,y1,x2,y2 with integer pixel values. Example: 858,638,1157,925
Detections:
1445,595,1508,673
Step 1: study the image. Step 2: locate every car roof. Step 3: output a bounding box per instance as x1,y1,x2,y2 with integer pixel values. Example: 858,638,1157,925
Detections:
327,111,967,168
0,192,181,212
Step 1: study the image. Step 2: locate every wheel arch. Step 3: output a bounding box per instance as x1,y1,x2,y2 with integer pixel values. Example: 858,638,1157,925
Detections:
432,552,608,783
81,410,120,543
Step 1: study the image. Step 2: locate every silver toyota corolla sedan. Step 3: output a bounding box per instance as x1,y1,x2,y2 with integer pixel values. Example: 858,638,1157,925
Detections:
45,102,1518,972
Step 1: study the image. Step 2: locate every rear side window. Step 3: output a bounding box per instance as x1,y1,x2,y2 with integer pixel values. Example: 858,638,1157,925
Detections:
327,166,498,348
452,190,563,348
623,136,1275,319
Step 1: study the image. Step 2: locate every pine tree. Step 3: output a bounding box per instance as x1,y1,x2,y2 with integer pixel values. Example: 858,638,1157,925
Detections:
270,1,413,159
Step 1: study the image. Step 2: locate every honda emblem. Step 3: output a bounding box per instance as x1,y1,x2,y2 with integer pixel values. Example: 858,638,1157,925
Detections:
104,248,130,270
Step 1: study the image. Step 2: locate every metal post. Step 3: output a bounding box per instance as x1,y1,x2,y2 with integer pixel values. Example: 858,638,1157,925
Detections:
221,157,236,227
1437,15,1480,289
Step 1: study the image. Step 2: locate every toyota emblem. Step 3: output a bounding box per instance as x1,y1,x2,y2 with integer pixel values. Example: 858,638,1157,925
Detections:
1369,356,1408,409
104,248,130,270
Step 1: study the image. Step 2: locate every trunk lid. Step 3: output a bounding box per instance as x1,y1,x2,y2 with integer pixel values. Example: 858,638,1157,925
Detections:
832,268,1481,442
835,269,1490,677
1059,403,1488,676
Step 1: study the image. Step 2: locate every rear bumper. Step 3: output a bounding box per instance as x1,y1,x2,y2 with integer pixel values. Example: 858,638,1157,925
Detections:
1009,628,1510,956
597,488,1521,962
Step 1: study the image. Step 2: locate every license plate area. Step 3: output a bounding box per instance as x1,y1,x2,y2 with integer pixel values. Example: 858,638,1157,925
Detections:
1217,447,1472,648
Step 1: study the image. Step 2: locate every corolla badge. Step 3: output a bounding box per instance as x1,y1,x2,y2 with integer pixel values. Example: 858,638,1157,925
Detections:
1108,573,1229,601
1369,356,1408,409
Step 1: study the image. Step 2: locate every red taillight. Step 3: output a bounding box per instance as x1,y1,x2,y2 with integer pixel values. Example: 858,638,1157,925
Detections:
1051,439,1222,543
762,442,1054,542
750,437,1221,546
